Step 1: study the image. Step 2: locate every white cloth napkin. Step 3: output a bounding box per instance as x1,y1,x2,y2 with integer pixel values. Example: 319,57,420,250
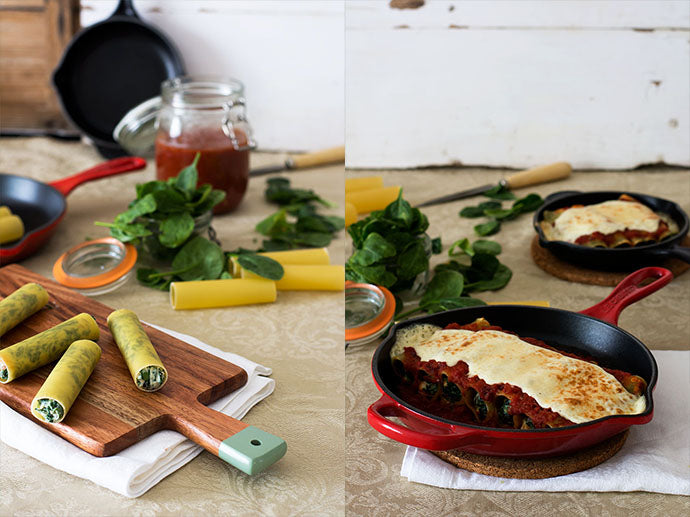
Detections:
401,350,690,495
0,324,275,498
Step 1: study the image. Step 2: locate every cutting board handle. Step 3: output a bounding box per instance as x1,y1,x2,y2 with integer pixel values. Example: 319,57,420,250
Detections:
174,404,287,475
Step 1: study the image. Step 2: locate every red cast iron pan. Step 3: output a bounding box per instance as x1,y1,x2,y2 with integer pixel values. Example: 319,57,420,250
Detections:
368,267,671,458
0,157,146,263
533,190,690,270
52,0,185,158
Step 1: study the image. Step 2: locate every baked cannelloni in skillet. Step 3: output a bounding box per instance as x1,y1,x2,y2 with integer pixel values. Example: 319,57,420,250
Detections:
390,318,647,429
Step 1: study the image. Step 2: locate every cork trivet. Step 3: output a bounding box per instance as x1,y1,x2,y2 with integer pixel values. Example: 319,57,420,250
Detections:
431,430,629,479
531,235,690,286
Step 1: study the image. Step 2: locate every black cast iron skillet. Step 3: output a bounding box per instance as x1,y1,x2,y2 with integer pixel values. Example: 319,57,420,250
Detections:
533,190,690,270
53,0,185,158
369,267,671,457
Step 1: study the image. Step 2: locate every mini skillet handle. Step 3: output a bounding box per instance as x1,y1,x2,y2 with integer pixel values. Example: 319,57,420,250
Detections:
368,394,483,451
113,0,138,18
503,162,572,190
287,146,345,169
579,267,673,325
173,404,286,475
49,157,147,196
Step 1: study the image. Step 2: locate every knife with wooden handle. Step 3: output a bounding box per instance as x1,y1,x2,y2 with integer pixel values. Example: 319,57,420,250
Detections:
250,146,345,176
416,162,572,207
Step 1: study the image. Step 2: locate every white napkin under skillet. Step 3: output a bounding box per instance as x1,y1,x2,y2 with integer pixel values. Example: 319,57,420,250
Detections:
0,324,275,498
401,350,690,496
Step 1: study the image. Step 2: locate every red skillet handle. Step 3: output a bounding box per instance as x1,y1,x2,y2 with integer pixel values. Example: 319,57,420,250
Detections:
579,267,673,325
368,394,484,451
49,157,147,196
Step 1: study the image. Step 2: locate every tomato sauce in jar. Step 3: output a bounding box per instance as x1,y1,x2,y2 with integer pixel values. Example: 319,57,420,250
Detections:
154,76,255,214
155,127,249,214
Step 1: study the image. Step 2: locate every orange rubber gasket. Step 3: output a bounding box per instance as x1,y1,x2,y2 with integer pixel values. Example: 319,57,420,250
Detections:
53,237,137,289
345,281,395,342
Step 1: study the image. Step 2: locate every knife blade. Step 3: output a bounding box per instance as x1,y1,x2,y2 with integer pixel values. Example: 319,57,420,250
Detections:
415,162,572,208
250,146,345,177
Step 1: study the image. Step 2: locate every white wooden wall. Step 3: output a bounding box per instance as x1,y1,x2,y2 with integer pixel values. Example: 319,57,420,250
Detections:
81,0,344,153
346,0,690,169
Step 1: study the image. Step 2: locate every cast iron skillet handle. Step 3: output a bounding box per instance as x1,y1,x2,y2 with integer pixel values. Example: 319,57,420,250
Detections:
368,394,484,451
113,0,138,18
49,157,147,196
637,245,690,264
579,267,673,325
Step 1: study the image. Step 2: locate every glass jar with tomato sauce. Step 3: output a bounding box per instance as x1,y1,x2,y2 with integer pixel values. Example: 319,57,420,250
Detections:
155,76,255,214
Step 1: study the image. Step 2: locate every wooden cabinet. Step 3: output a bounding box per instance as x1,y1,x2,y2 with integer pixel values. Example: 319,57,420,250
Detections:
0,0,80,134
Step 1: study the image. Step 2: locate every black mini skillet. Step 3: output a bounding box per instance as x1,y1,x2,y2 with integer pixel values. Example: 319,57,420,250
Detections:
533,191,690,270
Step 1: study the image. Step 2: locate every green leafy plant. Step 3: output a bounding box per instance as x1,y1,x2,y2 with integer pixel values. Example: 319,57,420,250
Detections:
255,178,344,251
459,191,543,236
396,238,513,320
97,154,284,289
345,191,441,294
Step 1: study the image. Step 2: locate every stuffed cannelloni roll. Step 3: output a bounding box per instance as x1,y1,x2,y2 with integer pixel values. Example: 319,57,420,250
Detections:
107,309,168,392
0,313,99,383
0,283,50,337
31,339,101,424
391,318,647,429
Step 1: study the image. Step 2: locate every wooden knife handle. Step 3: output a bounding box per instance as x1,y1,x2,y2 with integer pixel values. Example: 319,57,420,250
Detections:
287,146,345,169
504,162,572,190
173,403,287,475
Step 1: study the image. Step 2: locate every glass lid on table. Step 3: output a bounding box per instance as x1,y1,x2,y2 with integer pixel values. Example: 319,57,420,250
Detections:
345,281,395,348
53,238,137,295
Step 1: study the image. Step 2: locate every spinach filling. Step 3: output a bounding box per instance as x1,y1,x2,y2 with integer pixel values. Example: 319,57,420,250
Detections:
497,396,512,426
472,391,488,421
34,398,64,423
0,365,8,382
136,366,166,391
419,381,438,397
441,376,463,403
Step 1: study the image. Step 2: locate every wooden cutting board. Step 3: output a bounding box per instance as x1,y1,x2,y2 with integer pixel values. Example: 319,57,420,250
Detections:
0,264,286,475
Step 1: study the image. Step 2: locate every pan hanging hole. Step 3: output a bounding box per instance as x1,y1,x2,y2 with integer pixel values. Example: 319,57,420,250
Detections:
250,439,262,446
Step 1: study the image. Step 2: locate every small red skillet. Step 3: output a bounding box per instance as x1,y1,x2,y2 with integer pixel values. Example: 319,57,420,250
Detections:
0,157,146,263
368,267,671,458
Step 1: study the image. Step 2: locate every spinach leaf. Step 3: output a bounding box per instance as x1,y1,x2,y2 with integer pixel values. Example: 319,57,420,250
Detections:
171,236,225,281
474,220,501,236
114,194,157,224
483,207,519,221
467,253,500,282
236,254,284,280
345,263,397,288
421,296,486,313
349,232,396,266
448,238,474,257
464,263,513,292
396,239,429,281
512,193,543,213
158,212,195,248
473,239,501,255
136,268,173,291
384,190,413,226
483,184,516,200
459,205,485,218
420,270,465,306
174,153,200,197
431,236,442,254
255,209,290,236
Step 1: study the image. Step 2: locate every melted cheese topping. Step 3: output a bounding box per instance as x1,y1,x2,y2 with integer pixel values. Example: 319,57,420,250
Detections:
408,329,646,424
544,200,661,243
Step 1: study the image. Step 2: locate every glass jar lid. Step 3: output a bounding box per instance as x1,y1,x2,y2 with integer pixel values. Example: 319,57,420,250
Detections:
345,281,395,347
53,237,137,295
113,96,161,157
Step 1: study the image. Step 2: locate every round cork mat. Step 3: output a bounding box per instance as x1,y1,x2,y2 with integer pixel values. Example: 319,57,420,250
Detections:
530,235,690,286
431,430,629,479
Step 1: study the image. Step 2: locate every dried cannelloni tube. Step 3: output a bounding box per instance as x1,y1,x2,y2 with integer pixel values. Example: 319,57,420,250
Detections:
0,313,99,384
107,309,168,392
170,278,277,310
345,176,383,193
31,339,101,424
0,283,50,337
345,186,401,214
241,264,345,291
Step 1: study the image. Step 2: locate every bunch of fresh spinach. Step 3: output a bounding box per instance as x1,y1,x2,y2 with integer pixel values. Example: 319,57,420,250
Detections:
345,191,442,294
459,185,543,236
254,177,345,250
97,154,284,290
396,238,512,320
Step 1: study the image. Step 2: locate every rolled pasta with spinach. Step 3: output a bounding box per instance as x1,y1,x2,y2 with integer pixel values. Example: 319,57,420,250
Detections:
0,283,50,337
107,309,168,392
0,313,99,383
31,339,101,424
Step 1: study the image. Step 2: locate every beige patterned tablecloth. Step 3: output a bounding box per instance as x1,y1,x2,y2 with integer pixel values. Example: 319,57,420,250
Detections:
0,137,344,516
345,168,690,517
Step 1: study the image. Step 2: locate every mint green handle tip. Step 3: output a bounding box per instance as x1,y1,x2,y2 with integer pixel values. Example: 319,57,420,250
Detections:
218,426,287,475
